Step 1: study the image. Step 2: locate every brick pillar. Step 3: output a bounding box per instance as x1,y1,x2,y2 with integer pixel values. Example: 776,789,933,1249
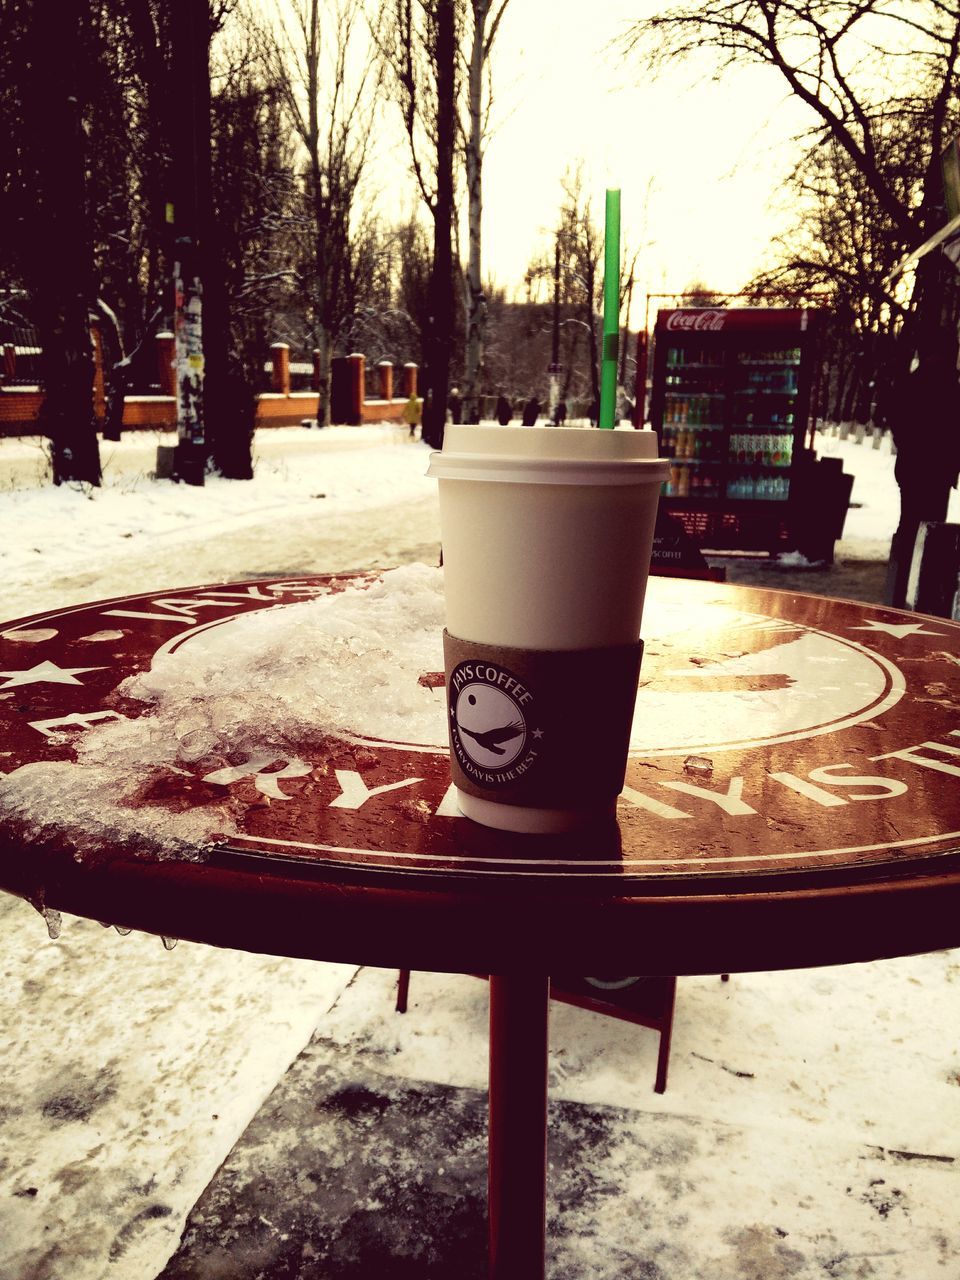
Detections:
271,342,290,395
402,362,418,397
2,343,15,385
347,353,364,424
156,332,176,397
90,319,106,422
377,360,393,401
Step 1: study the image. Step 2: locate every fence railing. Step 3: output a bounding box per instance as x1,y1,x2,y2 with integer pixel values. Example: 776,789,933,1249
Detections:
1,326,42,387
0,334,419,433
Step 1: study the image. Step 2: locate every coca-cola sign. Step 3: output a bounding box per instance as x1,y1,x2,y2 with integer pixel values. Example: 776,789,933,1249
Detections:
658,307,813,333
665,309,728,332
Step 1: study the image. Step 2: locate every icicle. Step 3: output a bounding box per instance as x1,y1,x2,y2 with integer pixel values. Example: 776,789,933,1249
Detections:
42,908,62,940
161,936,178,951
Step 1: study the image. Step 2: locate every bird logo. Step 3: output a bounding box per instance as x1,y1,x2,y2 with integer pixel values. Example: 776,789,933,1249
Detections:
451,664,533,774
458,718,524,756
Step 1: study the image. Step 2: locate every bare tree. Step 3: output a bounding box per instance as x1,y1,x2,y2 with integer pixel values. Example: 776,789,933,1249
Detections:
343,214,433,366
622,1,960,602
747,130,915,424
12,0,101,485
380,0,460,447
460,0,510,423
262,0,383,425
557,172,602,417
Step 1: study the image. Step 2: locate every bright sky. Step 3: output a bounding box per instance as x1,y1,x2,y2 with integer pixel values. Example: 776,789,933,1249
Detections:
478,0,810,313
264,0,814,322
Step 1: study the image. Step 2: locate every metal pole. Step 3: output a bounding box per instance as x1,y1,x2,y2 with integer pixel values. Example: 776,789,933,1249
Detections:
549,236,561,422
488,973,550,1280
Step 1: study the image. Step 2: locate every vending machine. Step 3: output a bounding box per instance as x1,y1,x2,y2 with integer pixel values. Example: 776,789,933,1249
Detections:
650,307,823,551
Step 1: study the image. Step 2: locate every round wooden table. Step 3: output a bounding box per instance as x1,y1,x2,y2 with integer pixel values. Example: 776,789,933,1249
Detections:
2,571,960,1278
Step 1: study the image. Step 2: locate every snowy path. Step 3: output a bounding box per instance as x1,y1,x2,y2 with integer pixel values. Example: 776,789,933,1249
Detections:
0,426,439,621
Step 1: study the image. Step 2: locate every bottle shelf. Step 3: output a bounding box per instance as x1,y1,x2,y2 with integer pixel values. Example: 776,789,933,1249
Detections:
664,361,726,370
736,360,801,368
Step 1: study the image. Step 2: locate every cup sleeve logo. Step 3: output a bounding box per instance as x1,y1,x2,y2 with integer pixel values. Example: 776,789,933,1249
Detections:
449,660,542,782
443,634,642,805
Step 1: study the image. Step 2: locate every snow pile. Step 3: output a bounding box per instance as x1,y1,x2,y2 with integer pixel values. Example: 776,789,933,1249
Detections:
773,549,826,569
0,564,446,859
120,561,445,750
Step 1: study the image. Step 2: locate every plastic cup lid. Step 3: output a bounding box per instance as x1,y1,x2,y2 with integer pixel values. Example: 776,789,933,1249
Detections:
427,423,668,485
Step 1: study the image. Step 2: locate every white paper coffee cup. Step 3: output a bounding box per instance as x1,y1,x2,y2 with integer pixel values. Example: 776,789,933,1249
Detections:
427,424,668,834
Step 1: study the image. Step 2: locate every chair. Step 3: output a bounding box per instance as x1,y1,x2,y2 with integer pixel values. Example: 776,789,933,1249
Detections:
394,970,729,1094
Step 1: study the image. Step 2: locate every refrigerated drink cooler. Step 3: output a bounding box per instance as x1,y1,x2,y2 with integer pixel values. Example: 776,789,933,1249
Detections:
650,307,839,557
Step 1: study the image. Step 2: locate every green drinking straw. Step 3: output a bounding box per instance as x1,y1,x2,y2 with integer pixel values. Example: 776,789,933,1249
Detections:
598,187,620,429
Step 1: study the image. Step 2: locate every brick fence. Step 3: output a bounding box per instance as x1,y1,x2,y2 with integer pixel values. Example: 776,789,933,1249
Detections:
0,330,417,435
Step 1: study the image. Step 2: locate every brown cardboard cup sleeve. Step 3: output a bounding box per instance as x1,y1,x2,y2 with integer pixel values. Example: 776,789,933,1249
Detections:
443,630,643,810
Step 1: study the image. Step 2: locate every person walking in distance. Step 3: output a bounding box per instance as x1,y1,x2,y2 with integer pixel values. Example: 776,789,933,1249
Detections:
402,391,422,440
521,395,540,426
495,393,512,425
555,399,567,426
448,386,462,424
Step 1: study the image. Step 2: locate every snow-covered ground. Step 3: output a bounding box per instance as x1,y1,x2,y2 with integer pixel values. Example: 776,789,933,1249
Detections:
3,423,958,624
1,423,959,1278
817,425,960,556
0,425,440,622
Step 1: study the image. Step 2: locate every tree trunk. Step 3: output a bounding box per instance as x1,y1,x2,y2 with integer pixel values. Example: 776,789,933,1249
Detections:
315,326,331,427
839,359,859,422
169,0,210,485
21,1,101,485
462,2,486,425
585,254,600,421
307,0,332,429
96,302,126,444
204,104,254,478
618,271,634,387
422,0,457,449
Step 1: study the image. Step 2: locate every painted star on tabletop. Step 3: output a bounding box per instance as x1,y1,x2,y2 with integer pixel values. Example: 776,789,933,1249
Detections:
849,620,944,640
0,660,106,689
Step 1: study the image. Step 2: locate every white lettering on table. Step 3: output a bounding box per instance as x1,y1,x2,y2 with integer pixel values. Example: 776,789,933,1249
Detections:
329,769,423,810
769,765,909,807
29,710,127,738
806,763,908,800
203,753,313,800
659,775,756,816
102,586,281,625
871,738,960,778
770,772,848,807
621,786,692,820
